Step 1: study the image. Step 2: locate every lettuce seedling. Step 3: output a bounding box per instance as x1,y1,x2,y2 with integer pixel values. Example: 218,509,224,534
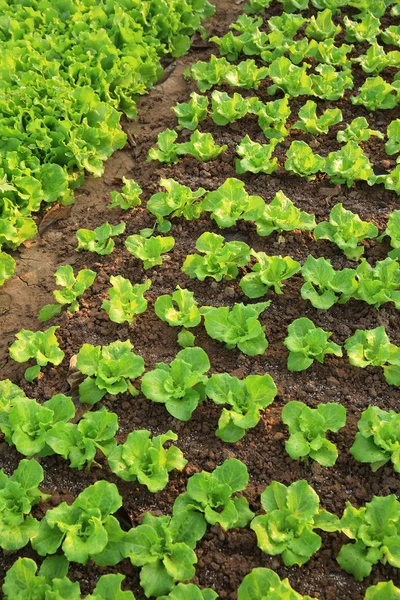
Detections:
248,96,291,141
46,407,118,469
147,178,206,233
353,257,400,309
268,57,313,97
251,480,340,566
125,234,175,270
293,101,342,135
376,164,400,196
182,232,251,282
364,582,400,600
76,339,145,404
345,326,400,386
282,401,346,467
210,31,244,61
244,0,273,13
386,119,400,156
354,42,400,74
173,458,254,530
101,276,151,324
325,142,375,187
240,253,300,298
236,136,278,174
351,76,399,111
184,55,231,92
237,567,317,600
285,141,325,180
201,177,264,228
158,583,218,600
107,429,187,492
314,203,378,260
0,459,48,551
155,286,201,328
39,265,96,321
311,0,347,11
76,222,126,255
86,573,135,600
206,373,277,442
268,13,306,39
108,177,142,210
177,130,227,162
306,39,353,67
141,347,210,421
337,495,400,580
0,252,15,287
337,116,384,143
254,190,316,237
147,129,180,164
0,379,26,442
32,480,132,565
9,326,65,382
348,0,387,17
177,330,196,349
344,14,381,43
127,511,205,598
310,65,353,100
378,210,400,258
381,25,400,45
223,59,268,89
284,317,342,371
172,92,209,131
305,9,341,40
300,256,357,309
200,302,269,356
350,405,400,473
211,91,249,126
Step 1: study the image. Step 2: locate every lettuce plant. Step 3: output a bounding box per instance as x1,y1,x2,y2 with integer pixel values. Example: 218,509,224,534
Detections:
0,252,16,287
337,117,384,143
223,59,268,89
306,39,353,67
0,459,49,551
147,178,206,233
324,143,375,187
0,379,26,441
337,495,400,580
364,582,400,600
285,141,325,180
237,567,317,600
244,0,273,12
311,0,347,11
9,326,65,382
240,253,300,298
173,459,254,530
282,401,346,467
300,256,357,309
200,302,270,356
305,9,341,40
378,210,400,258
172,92,209,131
386,119,400,156
82,573,136,600
210,91,249,126
268,57,313,97
249,96,291,141
108,177,142,210
251,480,340,566
201,178,264,228
236,136,278,174
344,14,381,43
155,286,201,329
125,234,175,270
76,222,126,255
344,326,400,386
351,77,399,111
184,55,231,92
39,265,96,321
284,317,342,371
107,429,187,492
310,65,353,100
377,164,400,195
210,31,244,62
205,373,277,442
381,24,400,45
158,583,218,600
141,347,210,421
254,191,316,237
268,13,306,40
293,101,342,135
76,339,145,405
314,203,378,260
147,129,180,164
182,232,251,282
354,42,400,74
32,480,132,566
350,406,400,473
177,330,196,349
353,257,400,309
177,130,227,162
101,276,151,324
127,511,205,598
46,407,118,469
279,0,308,10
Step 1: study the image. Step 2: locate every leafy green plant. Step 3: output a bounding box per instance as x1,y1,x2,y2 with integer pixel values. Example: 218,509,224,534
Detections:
364,582,400,600
0,459,48,551
310,0,347,11
147,178,206,233
285,141,325,180
344,326,400,386
268,13,306,40
46,407,118,469
279,0,309,10
244,0,273,14
350,405,400,473
235,136,278,174
0,252,16,287
240,253,300,298
300,256,357,309
268,57,313,97
108,177,142,210
224,59,268,89
0,380,26,442
158,583,218,600
147,129,180,164
293,101,342,135
237,567,317,600
205,373,277,442
381,25,400,46
310,65,353,101
378,210,400,258
173,459,254,530
305,9,341,40
254,191,316,237
9,326,65,382
39,265,96,321
177,130,227,162
282,401,346,467
351,77,399,111
249,96,291,141
141,347,210,421
376,164,400,195
101,276,151,325
210,31,244,62
344,14,381,43
172,92,209,131
125,234,175,270
201,178,264,229
353,257,400,309
386,119,400,156
337,117,384,143
284,317,342,371
324,143,375,187
76,339,145,405
314,203,378,260
210,91,249,126
76,222,126,255
200,302,270,356
337,495,400,580
251,480,340,566
182,232,251,282
107,430,187,492
184,55,231,92
155,286,201,329
177,330,196,349
354,42,400,74
32,480,133,566
306,38,352,67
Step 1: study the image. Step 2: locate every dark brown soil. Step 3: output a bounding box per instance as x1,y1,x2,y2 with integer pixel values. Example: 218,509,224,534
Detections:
1,2,400,599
